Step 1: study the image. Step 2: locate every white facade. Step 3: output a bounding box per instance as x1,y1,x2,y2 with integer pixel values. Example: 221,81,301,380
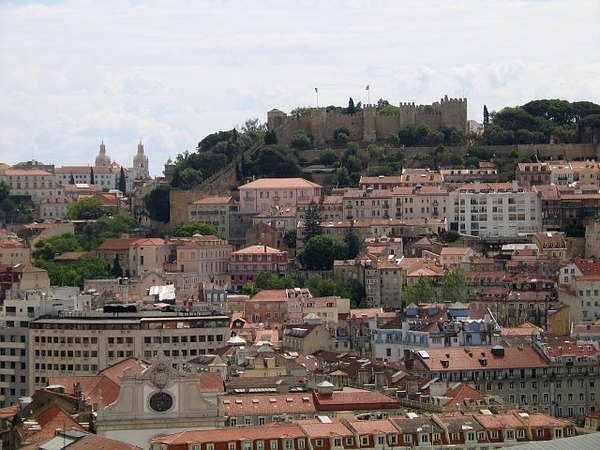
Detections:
449,181,541,237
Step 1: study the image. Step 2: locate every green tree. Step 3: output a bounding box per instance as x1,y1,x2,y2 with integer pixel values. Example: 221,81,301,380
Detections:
36,258,110,288
69,173,75,184
240,118,267,141
118,167,127,193
290,130,313,150
440,268,469,303
67,197,105,220
333,127,350,143
298,235,337,270
144,184,170,223
305,276,338,298
111,254,123,278
344,229,362,259
264,130,278,145
402,276,437,306
90,167,95,185
174,222,218,237
290,107,311,119
483,105,490,125
32,233,83,262
339,279,366,308
282,230,297,248
303,201,322,243
242,281,257,295
346,97,356,115
248,146,302,178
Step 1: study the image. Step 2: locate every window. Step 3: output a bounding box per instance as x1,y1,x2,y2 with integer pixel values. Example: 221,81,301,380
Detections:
554,429,562,438
334,439,342,447
298,439,305,449
270,441,278,450
284,440,293,449
404,435,412,443
315,440,323,447
229,444,236,450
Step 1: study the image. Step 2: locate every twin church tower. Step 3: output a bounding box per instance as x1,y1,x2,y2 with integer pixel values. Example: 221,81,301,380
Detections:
95,139,150,180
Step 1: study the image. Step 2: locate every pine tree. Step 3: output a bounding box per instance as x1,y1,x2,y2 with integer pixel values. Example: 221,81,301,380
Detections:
90,167,95,185
303,201,323,243
118,167,127,193
111,254,123,278
69,173,75,185
347,97,356,115
483,105,490,125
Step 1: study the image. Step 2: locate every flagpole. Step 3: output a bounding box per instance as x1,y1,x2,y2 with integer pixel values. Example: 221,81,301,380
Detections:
366,85,370,104
315,87,319,108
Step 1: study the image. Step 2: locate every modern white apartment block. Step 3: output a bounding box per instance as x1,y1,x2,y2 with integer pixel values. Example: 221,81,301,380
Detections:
28,311,231,393
449,181,541,237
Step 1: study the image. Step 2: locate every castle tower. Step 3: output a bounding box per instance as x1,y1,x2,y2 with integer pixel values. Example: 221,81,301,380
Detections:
362,105,377,142
133,140,150,179
95,140,111,167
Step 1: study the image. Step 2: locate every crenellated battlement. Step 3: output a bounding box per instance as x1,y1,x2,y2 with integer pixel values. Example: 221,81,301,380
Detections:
267,95,467,145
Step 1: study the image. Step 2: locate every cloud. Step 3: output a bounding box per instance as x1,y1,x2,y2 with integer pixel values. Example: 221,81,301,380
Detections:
0,0,599,176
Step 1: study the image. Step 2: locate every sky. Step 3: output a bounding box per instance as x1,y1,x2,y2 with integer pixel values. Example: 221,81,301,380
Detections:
1,0,599,177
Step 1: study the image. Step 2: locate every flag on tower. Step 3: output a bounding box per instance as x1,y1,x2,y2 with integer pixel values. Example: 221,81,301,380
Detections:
365,85,370,90
315,87,318,93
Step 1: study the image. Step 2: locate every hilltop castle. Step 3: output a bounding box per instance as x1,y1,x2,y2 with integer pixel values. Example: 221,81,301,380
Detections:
267,95,467,146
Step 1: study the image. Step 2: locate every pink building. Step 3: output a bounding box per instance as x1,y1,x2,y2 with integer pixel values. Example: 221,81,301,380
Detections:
238,178,322,213
229,245,291,290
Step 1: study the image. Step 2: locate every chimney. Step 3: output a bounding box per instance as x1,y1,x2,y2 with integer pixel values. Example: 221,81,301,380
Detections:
475,181,480,193
512,180,519,192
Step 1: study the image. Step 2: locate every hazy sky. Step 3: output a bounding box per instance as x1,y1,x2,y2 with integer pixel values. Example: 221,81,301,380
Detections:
1,0,599,177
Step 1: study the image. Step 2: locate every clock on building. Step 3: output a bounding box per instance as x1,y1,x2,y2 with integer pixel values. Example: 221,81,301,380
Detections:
149,391,173,412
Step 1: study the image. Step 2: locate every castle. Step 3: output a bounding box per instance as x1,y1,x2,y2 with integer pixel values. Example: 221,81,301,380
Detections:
267,95,467,146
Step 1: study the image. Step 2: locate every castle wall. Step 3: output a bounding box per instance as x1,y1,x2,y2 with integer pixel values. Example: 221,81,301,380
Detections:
267,97,468,147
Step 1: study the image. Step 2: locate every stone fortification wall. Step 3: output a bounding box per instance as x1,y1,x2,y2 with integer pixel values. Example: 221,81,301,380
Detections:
268,96,468,147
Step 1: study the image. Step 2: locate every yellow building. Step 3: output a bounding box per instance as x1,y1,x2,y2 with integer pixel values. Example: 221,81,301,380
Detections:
547,304,571,336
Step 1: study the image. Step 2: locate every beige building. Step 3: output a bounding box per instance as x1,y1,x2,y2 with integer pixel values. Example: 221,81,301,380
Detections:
188,196,236,240
0,231,30,265
28,312,231,392
302,295,350,326
166,235,232,287
129,238,169,277
239,178,322,213
282,323,339,354
0,169,57,202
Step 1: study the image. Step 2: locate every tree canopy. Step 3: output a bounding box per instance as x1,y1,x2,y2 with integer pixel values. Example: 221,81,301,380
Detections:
173,222,219,237
67,197,106,220
440,268,469,303
402,276,437,306
144,184,171,223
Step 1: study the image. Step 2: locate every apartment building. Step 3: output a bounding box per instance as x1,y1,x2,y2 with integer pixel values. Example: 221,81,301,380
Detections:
449,181,541,237
0,169,57,202
128,238,168,276
150,411,579,450
229,245,291,290
163,235,232,288
405,342,600,421
239,178,322,213
0,231,30,265
242,289,288,331
558,260,600,323
188,196,236,240
516,162,552,188
28,311,230,392
0,286,85,407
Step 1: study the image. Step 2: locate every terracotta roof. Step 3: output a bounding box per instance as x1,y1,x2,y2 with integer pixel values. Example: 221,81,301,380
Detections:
220,392,316,416
441,246,473,255
232,245,285,255
151,422,305,446
27,404,85,442
248,290,288,302
3,169,53,176
298,417,354,438
312,386,400,411
239,178,322,189
191,196,233,204
412,346,548,372
198,372,224,392
21,432,144,450
95,238,140,250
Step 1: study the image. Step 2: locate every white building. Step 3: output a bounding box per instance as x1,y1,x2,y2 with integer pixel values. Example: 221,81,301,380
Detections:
449,181,541,237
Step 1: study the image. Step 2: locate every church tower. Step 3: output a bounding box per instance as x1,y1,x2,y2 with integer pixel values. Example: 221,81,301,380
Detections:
95,140,111,167
132,140,150,179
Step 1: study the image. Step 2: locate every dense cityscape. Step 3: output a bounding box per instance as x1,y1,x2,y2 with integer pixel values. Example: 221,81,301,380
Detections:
0,95,598,449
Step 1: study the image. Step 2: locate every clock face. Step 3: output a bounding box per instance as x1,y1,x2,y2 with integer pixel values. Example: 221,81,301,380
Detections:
149,391,173,412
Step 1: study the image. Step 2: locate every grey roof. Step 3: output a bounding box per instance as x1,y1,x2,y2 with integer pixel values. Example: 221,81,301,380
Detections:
509,433,600,450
